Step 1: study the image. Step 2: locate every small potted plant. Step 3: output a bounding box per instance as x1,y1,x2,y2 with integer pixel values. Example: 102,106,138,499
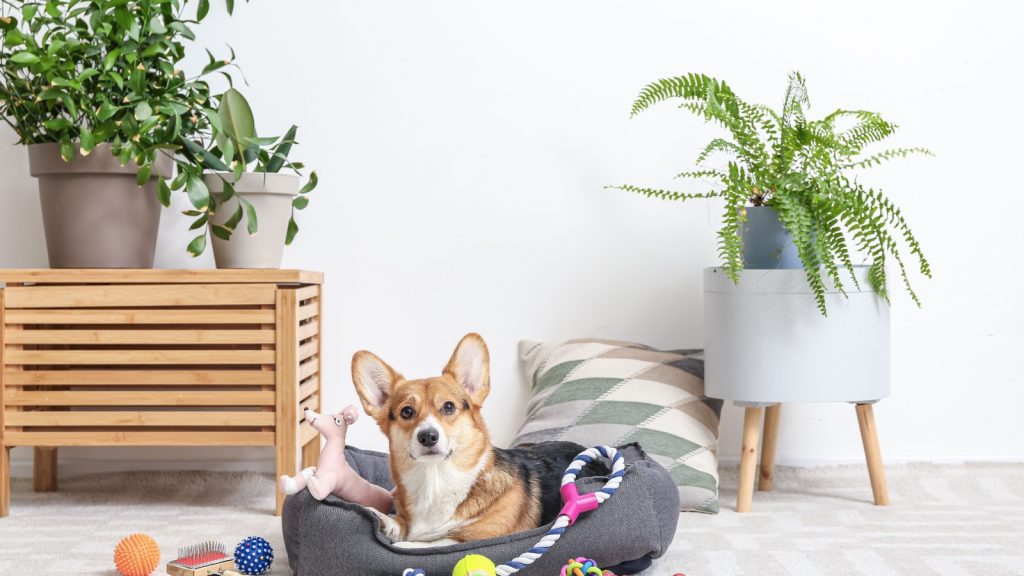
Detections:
0,0,241,268
178,88,316,268
612,72,932,315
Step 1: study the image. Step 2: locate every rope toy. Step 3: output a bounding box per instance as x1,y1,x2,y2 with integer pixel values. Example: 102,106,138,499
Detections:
494,445,625,576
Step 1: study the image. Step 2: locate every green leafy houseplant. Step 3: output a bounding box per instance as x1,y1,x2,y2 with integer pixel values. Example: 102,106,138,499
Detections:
0,0,240,197
612,72,932,314
179,87,317,257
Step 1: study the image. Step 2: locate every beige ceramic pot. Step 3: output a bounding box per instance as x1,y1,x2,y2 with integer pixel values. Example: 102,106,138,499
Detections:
28,142,170,269
204,172,299,269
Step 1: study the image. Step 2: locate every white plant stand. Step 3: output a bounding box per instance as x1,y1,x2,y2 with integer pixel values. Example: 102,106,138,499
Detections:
703,267,891,512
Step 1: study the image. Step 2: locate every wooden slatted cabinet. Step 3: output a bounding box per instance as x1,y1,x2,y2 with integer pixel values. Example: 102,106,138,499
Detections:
0,269,324,517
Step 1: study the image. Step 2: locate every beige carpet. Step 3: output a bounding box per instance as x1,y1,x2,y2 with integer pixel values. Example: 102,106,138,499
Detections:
1,464,1022,575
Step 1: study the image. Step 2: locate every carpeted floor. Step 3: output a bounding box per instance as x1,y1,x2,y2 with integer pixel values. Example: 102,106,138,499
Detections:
1,463,1022,575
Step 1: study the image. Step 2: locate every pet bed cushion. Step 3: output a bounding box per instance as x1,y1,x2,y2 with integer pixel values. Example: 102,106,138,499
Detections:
514,339,723,513
283,445,679,576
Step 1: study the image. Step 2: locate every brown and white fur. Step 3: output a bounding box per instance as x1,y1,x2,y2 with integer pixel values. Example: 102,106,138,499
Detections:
352,333,605,547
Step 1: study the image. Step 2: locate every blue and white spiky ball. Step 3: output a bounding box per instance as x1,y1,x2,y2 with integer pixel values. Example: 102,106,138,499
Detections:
233,536,274,575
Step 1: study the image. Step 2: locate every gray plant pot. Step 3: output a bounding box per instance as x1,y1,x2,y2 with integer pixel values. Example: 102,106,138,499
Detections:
28,142,168,269
741,205,801,269
204,172,299,269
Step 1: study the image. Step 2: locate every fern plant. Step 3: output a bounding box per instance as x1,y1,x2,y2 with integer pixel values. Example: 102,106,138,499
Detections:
612,72,932,314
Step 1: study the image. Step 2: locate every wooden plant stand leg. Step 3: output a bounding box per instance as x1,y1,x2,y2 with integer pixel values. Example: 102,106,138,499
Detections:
736,406,763,513
33,447,57,493
855,403,889,506
758,403,781,491
301,437,319,470
0,447,9,517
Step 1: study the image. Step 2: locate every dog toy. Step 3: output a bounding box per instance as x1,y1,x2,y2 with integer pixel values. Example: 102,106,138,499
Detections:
166,541,234,576
114,533,161,576
494,445,625,576
560,557,606,576
453,554,497,576
279,405,394,513
403,570,427,576
233,536,274,575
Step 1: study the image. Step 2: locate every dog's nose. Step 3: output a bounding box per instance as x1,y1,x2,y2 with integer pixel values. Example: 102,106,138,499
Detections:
417,428,439,448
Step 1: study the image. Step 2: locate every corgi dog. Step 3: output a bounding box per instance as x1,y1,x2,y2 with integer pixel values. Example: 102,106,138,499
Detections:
352,333,607,546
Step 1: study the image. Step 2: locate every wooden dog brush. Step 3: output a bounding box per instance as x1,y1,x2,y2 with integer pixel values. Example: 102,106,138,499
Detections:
166,541,235,576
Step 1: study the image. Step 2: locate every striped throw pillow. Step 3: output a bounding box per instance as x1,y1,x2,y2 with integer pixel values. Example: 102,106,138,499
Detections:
514,339,723,513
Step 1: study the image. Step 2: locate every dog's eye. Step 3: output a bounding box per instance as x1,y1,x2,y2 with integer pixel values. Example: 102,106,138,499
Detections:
333,417,343,426
400,406,415,420
442,401,456,415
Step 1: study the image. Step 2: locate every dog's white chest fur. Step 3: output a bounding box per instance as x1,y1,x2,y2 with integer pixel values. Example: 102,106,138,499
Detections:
400,458,484,542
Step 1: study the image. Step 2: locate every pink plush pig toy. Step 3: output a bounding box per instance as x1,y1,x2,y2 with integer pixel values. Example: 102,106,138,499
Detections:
278,405,393,514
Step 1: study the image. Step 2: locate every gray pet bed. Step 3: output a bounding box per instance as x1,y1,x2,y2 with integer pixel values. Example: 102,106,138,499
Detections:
283,445,680,575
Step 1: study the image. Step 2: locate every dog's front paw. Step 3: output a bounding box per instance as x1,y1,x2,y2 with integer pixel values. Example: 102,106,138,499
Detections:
367,507,402,541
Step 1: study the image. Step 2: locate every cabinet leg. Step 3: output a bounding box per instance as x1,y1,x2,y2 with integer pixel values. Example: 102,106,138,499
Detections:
856,403,889,506
737,406,763,513
301,438,320,470
758,404,781,491
33,447,57,493
1,447,9,517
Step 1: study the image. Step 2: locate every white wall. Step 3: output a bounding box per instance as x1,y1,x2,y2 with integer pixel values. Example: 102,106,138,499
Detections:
3,0,1022,475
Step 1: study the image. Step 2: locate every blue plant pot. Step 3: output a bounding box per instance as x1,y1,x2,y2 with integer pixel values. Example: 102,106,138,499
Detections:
741,206,801,269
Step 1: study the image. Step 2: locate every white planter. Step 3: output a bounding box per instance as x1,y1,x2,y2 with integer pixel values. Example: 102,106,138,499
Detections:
703,266,890,404
204,172,299,269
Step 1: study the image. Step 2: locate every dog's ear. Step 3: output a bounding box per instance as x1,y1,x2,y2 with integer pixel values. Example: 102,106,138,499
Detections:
444,333,490,406
352,351,400,420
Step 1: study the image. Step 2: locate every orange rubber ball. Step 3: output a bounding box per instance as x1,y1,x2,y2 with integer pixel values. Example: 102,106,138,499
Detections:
113,533,160,576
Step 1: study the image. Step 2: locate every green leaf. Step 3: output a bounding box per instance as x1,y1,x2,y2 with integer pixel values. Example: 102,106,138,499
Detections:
189,214,208,230
197,0,210,20
43,118,73,131
102,48,120,70
186,233,207,257
238,195,258,235
298,171,318,194
134,101,153,121
221,180,235,202
136,164,152,187
292,196,309,210
148,15,166,34
182,138,230,172
45,1,60,18
10,51,39,64
79,127,96,154
186,175,211,212
97,102,119,121
226,0,236,14
285,216,299,245
210,225,231,240
22,4,38,21
216,87,255,154
157,178,171,207
265,125,297,173
224,204,243,230
60,140,75,162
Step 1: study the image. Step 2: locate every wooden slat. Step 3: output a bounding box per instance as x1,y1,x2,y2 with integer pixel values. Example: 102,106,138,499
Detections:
0,269,322,285
297,301,319,321
5,390,275,406
297,321,319,341
298,340,319,362
299,357,318,380
275,288,299,516
5,370,274,386
300,423,317,446
6,349,274,365
298,376,319,402
299,395,319,413
5,329,275,345
4,308,275,325
6,411,275,427
4,284,276,309
4,431,275,446
295,285,319,302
